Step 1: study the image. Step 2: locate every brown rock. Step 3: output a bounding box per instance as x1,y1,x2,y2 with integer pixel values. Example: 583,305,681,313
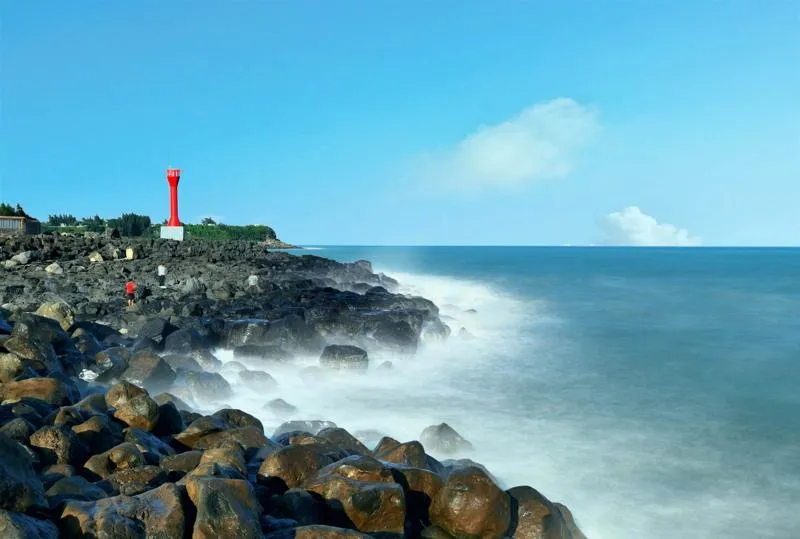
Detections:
120,349,176,394
317,427,370,455
0,377,73,406
29,425,86,466
60,482,186,538
108,465,167,496
258,444,335,489
375,440,429,468
161,450,203,479
185,476,262,539
306,473,406,536
105,381,160,431
429,465,511,539
83,442,145,479
265,525,372,538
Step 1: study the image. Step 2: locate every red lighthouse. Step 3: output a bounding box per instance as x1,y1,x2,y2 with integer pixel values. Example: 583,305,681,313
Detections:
160,167,185,241
166,168,181,226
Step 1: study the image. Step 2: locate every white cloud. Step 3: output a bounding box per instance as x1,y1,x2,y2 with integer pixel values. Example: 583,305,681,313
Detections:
420,98,599,189
601,206,702,246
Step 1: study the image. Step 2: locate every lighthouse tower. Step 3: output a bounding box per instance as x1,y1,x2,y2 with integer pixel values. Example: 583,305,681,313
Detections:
160,168,185,241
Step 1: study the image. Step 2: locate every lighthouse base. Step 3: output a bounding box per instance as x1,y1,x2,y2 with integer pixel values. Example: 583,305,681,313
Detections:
160,226,184,241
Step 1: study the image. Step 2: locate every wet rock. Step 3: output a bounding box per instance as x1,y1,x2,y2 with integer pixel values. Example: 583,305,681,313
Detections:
429,465,511,539
121,349,176,393
154,400,185,437
0,377,75,406
265,525,372,538
234,344,292,362
0,417,35,443
269,488,326,526
161,450,202,480
0,510,58,539
0,353,24,383
87,346,130,383
192,426,269,456
213,407,264,431
317,427,370,456
0,432,48,511
306,469,406,536
184,371,232,402
124,427,176,464
174,415,226,449
105,381,160,431
29,425,86,465
390,466,444,535
108,464,167,495
420,423,474,455
153,391,193,412
163,327,205,354
186,476,263,539
274,419,337,438
264,398,298,417
195,440,247,477
34,301,74,332
60,482,186,538
238,368,278,390
46,475,109,507
258,444,336,490
72,414,124,454
375,440,430,469
319,344,369,371
553,503,588,539
136,318,177,348
84,442,145,479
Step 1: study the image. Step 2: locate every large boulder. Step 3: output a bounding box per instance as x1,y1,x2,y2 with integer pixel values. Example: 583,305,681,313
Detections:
0,433,48,512
429,465,511,539
185,476,263,539
29,425,87,466
258,444,336,489
72,414,124,454
84,347,130,383
0,510,58,539
59,482,186,538
0,377,76,406
121,349,176,394
34,301,75,332
306,471,406,536
105,381,161,431
184,371,232,402
319,345,369,371
420,423,474,455
83,442,145,479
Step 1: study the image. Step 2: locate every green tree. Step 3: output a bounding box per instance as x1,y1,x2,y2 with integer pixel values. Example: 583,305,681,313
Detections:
107,213,152,237
48,213,78,226
201,217,217,225
0,203,32,218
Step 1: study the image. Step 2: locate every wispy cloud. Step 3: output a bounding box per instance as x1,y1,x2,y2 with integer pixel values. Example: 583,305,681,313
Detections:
418,98,599,190
601,206,701,246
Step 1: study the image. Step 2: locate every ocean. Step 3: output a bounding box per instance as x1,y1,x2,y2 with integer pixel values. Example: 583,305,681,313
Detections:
214,246,800,539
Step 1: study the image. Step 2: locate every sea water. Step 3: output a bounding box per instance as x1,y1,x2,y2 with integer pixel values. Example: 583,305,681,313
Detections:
206,246,800,539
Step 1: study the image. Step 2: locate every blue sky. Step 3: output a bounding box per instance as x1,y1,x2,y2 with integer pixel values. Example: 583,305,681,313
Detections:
2,1,798,245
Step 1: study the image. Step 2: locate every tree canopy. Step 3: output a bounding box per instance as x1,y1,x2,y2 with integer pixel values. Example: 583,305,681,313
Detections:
0,203,33,219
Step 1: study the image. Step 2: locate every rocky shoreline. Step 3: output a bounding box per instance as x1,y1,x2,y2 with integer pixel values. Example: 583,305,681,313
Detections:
0,235,587,538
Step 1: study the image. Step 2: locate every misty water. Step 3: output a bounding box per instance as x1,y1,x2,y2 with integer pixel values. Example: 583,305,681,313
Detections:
188,246,800,539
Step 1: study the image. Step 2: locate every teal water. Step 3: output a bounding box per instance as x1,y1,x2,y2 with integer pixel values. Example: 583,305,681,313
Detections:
294,246,800,539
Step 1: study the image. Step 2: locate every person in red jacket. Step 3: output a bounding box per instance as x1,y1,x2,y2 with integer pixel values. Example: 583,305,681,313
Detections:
125,279,137,306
